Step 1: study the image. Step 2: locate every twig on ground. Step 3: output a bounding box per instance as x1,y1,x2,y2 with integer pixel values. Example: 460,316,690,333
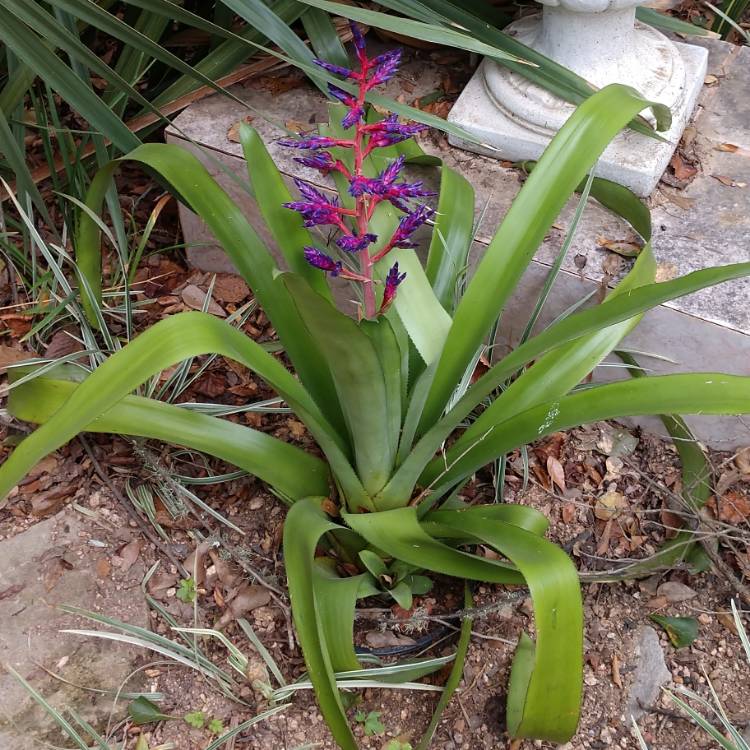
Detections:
78,435,189,577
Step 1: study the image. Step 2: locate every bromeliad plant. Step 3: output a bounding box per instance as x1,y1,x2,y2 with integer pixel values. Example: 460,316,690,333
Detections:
3,24,750,749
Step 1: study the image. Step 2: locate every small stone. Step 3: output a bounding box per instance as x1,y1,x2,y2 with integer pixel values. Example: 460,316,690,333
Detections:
657,581,697,603
627,626,672,720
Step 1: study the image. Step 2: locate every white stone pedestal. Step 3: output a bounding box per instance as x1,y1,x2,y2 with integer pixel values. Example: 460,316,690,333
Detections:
447,6,708,196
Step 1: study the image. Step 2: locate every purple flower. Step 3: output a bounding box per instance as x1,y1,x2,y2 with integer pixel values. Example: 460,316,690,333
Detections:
350,22,368,66
292,177,331,204
348,175,374,198
327,84,364,129
304,247,342,276
285,201,344,228
328,84,356,107
379,154,406,184
391,204,434,249
342,106,365,129
369,49,402,86
337,233,377,253
380,262,406,312
346,156,434,211
279,135,340,150
293,151,337,173
313,58,355,79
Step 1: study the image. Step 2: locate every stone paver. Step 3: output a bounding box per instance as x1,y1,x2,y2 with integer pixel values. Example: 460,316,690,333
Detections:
0,510,148,749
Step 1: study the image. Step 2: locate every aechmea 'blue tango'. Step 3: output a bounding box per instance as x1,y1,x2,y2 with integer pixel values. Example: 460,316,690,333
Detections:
279,23,433,318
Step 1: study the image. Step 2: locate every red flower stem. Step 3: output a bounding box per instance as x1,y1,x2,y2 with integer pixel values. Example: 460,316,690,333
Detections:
371,241,395,264
353,77,376,318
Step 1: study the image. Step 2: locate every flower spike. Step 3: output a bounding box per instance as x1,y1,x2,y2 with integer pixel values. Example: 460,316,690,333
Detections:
279,135,343,151
337,233,377,253
283,25,431,317
380,263,406,313
304,247,342,276
313,58,355,79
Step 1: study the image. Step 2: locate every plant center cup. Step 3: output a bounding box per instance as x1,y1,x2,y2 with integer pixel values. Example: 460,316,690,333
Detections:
447,0,708,196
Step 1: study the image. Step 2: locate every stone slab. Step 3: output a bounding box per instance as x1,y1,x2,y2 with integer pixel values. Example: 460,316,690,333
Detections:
166,40,750,448
0,510,148,749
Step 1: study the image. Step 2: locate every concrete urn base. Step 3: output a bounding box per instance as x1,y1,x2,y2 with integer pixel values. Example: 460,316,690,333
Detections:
447,8,708,196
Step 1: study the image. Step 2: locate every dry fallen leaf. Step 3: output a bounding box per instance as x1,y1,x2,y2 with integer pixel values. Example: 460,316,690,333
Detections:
611,653,623,688
712,174,747,188
660,505,684,539
547,456,566,493
711,490,750,524
655,263,678,282
0,344,35,370
704,74,719,86
215,584,272,630
181,284,226,317
226,115,255,143
594,490,627,521
365,631,417,649
664,191,695,210
212,274,250,304
118,539,141,572
96,557,111,578
147,570,179,598
734,447,750,475
597,238,643,258
670,152,698,181
717,610,738,635
715,142,750,157
596,518,613,555
562,502,577,524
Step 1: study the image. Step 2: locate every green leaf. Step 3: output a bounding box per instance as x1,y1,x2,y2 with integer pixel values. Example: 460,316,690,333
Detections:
184,710,206,729
419,374,750,495
456,244,657,455
77,145,346,439
358,550,388,579
356,710,385,736
0,7,139,153
0,313,366,510
427,508,582,741
344,508,527,586
418,84,671,434
283,498,359,750
295,0,524,62
128,697,171,725
313,557,368,672
219,0,327,93
207,718,224,734
7,372,330,502
361,317,403,478
384,257,750,505
152,0,305,107
424,166,474,315
301,6,350,69
388,582,413,610
650,615,699,648
176,578,197,604
283,273,393,499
